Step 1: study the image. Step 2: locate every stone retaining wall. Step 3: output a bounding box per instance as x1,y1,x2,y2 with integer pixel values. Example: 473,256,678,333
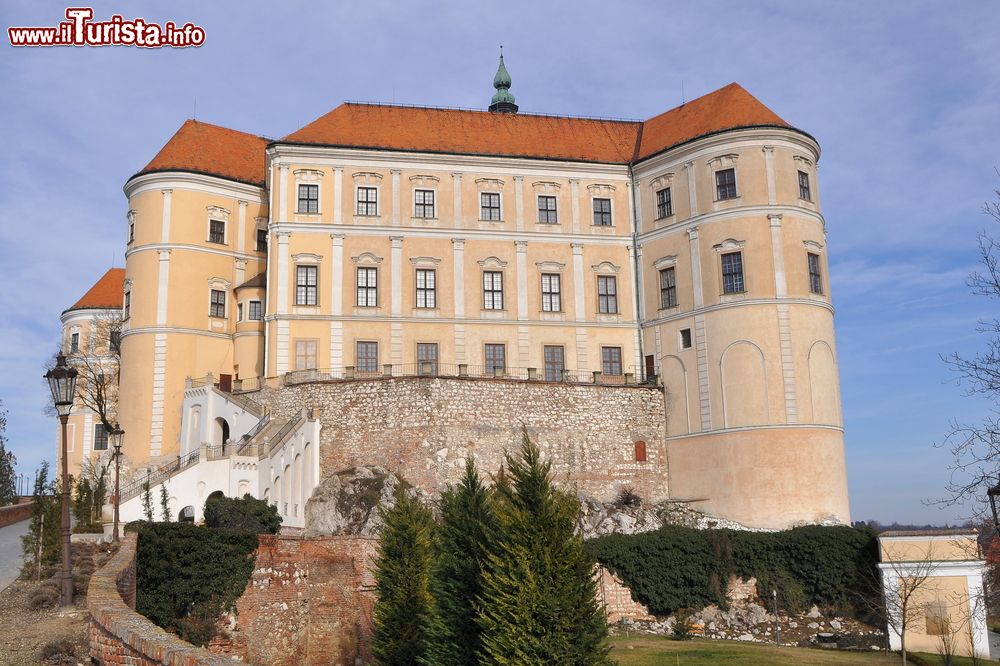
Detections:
221,534,377,665
260,377,667,502
87,532,232,666
0,499,33,528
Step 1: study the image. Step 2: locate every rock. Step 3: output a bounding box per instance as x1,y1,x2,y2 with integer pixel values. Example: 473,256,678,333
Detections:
304,466,420,536
807,622,820,629
788,621,798,629
745,604,768,626
738,633,754,641
830,619,842,630
806,605,822,619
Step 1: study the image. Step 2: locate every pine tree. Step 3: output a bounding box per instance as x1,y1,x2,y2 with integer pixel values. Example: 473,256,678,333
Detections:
141,478,154,521
477,430,611,665
0,402,16,506
160,484,171,522
373,488,436,666
421,458,496,666
20,463,60,578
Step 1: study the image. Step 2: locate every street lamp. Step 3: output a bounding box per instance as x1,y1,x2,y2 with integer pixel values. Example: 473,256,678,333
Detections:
110,428,124,542
44,352,77,606
988,479,1000,528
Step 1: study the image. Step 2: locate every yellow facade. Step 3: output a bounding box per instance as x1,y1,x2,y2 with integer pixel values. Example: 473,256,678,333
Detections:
101,83,851,528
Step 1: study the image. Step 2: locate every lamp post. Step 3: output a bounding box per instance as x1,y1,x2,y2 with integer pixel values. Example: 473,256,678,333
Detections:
988,479,1000,529
110,428,124,542
44,352,78,606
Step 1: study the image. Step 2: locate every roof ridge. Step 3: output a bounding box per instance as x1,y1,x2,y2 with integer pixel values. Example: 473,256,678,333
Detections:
341,101,641,124
181,118,270,141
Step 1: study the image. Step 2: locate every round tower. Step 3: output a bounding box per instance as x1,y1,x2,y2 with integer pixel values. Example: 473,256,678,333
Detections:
633,92,849,528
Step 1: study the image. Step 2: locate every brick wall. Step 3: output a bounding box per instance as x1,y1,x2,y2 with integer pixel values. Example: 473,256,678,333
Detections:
597,566,655,623
0,499,33,528
260,377,667,502
87,532,233,666
222,535,377,666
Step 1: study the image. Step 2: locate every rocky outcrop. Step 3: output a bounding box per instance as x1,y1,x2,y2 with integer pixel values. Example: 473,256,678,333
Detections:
304,466,421,536
578,495,764,539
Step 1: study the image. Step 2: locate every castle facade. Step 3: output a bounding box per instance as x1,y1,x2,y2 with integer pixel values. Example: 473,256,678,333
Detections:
61,61,849,529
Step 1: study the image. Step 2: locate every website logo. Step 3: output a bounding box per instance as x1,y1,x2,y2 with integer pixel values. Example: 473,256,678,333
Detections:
8,7,205,48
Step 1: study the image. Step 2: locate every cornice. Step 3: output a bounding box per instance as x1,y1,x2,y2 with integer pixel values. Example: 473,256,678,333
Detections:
124,171,266,202
640,297,834,328
269,222,634,247
636,204,827,245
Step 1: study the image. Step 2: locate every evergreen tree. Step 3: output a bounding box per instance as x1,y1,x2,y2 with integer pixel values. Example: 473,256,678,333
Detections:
72,477,93,527
0,401,16,506
141,478,154,521
477,430,611,665
20,463,60,578
160,484,171,522
421,458,496,666
373,488,436,666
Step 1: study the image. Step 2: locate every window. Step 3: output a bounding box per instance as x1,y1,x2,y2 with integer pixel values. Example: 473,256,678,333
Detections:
417,343,438,375
297,184,319,213
808,252,823,294
93,423,108,451
294,340,317,370
356,341,378,373
634,440,647,462
248,300,262,320
541,274,562,312
209,219,225,244
721,251,745,294
659,267,677,309
655,187,673,219
798,170,811,201
237,303,244,321
357,187,378,216
357,267,378,307
715,168,737,200
296,266,318,306
415,269,436,308
597,275,618,314
69,332,79,353
123,291,131,320
480,192,501,221
602,346,623,376
680,328,692,350
593,198,612,226
543,345,565,381
414,189,435,218
538,195,557,223
483,271,503,310
925,600,950,636
210,289,226,317
256,229,268,252
485,344,506,374
109,329,121,352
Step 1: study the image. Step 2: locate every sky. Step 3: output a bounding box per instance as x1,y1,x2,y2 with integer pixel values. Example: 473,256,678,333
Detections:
1,1,998,524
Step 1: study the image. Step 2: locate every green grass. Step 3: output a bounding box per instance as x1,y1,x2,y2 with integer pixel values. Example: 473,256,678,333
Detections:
608,636,981,665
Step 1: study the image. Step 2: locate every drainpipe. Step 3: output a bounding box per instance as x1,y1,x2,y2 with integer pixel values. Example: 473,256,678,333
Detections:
628,164,646,381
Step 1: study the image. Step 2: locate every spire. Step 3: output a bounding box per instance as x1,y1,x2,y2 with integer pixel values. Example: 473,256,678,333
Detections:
489,46,518,114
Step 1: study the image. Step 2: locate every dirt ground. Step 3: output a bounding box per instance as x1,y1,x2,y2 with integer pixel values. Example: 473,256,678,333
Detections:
0,580,90,665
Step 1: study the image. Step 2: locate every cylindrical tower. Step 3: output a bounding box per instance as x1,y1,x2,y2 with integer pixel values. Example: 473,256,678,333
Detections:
634,122,849,529
118,120,268,467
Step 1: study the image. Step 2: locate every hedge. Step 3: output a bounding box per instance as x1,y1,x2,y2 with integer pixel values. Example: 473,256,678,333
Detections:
585,524,879,616
126,521,259,645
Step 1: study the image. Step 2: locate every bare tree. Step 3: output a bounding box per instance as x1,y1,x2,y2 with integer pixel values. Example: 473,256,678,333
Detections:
935,181,1000,518
879,547,940,666
68,309,123,434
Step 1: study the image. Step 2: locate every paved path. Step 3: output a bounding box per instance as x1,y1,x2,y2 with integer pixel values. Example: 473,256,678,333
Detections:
0,519,30,590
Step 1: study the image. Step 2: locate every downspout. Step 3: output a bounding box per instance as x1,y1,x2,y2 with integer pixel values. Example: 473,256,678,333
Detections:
628,161,646,381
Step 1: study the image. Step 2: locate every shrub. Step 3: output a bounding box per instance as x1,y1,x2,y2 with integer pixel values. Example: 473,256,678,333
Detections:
29,586,59,610
39,638,75,663
202,494,281,534
614,486,642,509
671,610,693,640
128,521,258,645
585,524,878,617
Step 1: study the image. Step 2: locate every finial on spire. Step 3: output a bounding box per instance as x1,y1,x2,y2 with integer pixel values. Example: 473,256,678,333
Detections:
489,48,518,114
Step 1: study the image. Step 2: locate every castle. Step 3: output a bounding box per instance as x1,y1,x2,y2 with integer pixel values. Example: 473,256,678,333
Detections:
59,57,850,530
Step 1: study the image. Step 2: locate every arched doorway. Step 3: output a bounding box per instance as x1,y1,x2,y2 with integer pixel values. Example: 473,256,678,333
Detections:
179,505,195,522
214,417,230,452
206,490,225,503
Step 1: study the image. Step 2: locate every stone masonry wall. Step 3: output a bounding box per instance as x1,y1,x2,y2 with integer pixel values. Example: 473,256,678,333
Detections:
87,532,232,666
226,535,377,666
0,499,33,528
260,377,667,502
597,566,655,623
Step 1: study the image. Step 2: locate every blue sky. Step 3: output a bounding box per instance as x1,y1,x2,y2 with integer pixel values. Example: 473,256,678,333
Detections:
1,1,998,524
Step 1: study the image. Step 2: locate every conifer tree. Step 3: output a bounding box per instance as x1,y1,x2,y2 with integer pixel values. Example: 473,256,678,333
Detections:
20,463,60,577
421,458,496,666
478,430,611,665
373,488,436,666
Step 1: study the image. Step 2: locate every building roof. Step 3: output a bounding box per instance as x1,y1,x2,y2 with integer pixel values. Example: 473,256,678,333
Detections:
66,268,125,313
282,104,640,163
880,529,979,538
235,273,267,290
131,83,802,185
135,120,268,186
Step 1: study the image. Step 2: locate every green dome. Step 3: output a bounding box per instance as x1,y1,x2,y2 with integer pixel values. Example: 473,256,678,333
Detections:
489,53,518,113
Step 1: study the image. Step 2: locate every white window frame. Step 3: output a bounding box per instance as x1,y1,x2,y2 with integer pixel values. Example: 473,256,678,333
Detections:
292,169,324,218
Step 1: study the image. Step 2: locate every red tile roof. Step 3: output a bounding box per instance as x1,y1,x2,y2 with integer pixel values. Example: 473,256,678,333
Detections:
131,83,799,184
135,120,268,185
67,268,125,312
636,83,790,160
283,104,640,163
